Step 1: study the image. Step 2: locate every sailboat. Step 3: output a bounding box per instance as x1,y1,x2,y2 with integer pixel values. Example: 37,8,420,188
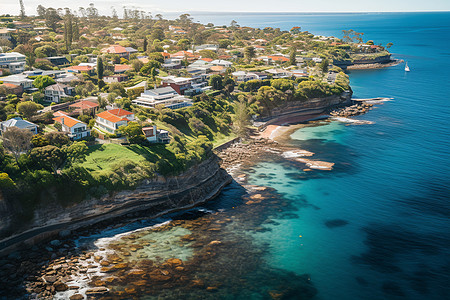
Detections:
405,62,410,72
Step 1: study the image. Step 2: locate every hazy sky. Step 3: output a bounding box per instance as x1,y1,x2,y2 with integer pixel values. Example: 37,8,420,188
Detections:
2,0,450,16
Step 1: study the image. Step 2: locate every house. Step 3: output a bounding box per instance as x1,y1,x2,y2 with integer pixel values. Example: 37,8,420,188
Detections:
0,83,23,95
0,117,38,135
65,65,94,75
0,52,26,74
114,64,131,74
101,45,136,59
69,100,99,115
267,55,289,63
170,51,199,61
160,76,193,95
194,44,219,52
265,68,291,79
133,86,193,110
327,72,338,84
103,74,128,83
95,109,134,134
46,56,70,67
142,125,171,144
248,72,269,80
211,60,233,68
44,83,75,103
0,28,12,40
53,115,90,140
0,74,33,91
162,59,182,70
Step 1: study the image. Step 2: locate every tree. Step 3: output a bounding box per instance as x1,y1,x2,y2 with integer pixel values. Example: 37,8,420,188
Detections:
177,39,191,50
319,59,329,73
233,96,250,137
16,101,44,119
44,8,62,32
97,56,104,80
2,127,33,163
119,122,145,144
34,45,57,58
43,132,70,147
140,60,161,76
289,47,297,65
33,75,55,91
244,46,256,63
218,39,232,49
19,0,26,19
29,145,66,174
209,75,223,90
131,59,144,72
271,79,294,92
37,5,46,18
63,141,88,163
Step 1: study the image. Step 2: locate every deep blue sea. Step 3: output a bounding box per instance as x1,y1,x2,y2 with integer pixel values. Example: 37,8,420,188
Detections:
58,12,450,300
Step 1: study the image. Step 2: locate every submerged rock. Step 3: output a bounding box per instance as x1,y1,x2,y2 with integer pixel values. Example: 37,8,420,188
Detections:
85,286,109,295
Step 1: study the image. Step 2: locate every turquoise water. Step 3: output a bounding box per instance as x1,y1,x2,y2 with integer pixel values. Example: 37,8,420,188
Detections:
45,12,449,299
237,12,450,300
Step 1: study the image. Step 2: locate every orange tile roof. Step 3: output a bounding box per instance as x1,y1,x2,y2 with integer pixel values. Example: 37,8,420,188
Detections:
101,45,128,54
53,116,82,128
268,55,289,62
108,108,133,116
66,65,93,72
200,58,213,62
1,83,20,89
171,51,197,58
53,111,67,117
218,55,232,60
161,52,171,58
96,111,128,123
210,66,225,72
114,64,131,72
69,100,99,110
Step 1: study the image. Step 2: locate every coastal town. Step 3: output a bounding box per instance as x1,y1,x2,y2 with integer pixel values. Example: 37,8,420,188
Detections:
0,5,399,299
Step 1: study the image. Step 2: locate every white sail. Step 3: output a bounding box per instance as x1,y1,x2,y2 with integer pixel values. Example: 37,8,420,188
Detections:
405,62,410,72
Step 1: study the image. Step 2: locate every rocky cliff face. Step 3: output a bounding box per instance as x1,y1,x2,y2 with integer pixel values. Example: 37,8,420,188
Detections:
263,91,352,126
0,155,231,255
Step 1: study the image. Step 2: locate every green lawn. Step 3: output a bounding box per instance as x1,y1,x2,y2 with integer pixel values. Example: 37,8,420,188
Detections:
73,144,148,177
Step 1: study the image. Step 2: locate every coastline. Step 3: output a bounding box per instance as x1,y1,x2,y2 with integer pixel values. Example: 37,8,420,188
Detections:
347,59,403,70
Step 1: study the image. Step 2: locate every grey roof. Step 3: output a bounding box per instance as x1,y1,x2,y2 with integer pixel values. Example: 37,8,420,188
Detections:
1,117,37,130
143,86,177,96
45,83,68,91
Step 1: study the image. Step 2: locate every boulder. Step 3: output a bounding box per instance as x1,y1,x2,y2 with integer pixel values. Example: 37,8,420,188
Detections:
53,281,68,291
85,286,109,295
43,275,58,284
69,294,84,300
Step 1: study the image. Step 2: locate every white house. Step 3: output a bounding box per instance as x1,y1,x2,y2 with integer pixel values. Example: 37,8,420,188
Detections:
53,115,90,140
0,117,38,135
142,125,171,144
265,68,291,79
211,60,233,68
95,108,134,134
0,52,26,74
0,74,34,90
133,86,193,110
44,83,75,103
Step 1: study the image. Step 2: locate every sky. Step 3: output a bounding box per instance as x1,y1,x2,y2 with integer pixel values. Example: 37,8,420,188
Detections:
2,0,450,17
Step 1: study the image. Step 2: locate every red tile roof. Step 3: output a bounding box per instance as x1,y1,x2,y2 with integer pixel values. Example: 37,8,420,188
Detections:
66,65,93,72
268,55,289,62
200,58,213,62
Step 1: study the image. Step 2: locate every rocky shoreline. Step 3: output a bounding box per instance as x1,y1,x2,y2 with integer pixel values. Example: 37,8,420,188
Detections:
347,59,403,70
329,102,374,117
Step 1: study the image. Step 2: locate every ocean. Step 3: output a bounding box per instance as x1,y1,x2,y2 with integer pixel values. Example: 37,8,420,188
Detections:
58,12,450,299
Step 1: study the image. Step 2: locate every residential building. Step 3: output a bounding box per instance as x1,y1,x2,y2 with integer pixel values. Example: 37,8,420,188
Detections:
194,44,219,52
46,56,70,67
0,52,26,74
265,68,291,79
53,115,90,140
64,65,94,75
133,86,193,110
114,64,131,74
0,83,22,95
103,74,128,83
160,76,193,95
101,45,137,59
0,28,12,40
69,100,99,115
211,60,233,68
44,83,75,103
142,125,171,144
0,74,33,90
95,109,134,134
0,117,38,135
